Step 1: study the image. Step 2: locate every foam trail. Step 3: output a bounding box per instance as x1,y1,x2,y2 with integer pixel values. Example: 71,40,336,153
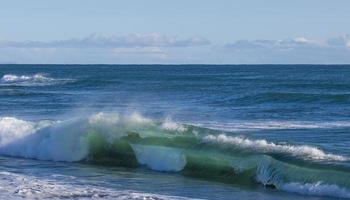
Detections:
0,73,74,86
280,182,350,199
0,171,196,200
194,120,350,132
204,134,347,161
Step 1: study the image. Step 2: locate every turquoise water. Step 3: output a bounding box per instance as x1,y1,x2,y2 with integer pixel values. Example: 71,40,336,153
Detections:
0,65,349,199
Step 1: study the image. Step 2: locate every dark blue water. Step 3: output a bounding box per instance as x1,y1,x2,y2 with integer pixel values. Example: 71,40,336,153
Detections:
0,65,349,199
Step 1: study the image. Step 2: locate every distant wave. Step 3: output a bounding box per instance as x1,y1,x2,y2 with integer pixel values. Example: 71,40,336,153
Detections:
193,120,350,132
0,113,349,199
0,73,74,86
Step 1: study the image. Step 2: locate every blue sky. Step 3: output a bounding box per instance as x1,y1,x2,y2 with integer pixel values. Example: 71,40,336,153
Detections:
1,0,350,64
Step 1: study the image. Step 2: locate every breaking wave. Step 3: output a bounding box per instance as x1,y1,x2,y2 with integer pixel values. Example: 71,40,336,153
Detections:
0,73,74,86
0,113,349,199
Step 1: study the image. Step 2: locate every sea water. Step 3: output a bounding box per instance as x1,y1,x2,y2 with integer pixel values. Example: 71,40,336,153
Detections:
0,65,349,199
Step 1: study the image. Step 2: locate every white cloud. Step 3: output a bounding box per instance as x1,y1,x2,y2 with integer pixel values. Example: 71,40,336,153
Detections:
111,47,165,54
225,37,320,50
293,37,308,43
0,33,210,49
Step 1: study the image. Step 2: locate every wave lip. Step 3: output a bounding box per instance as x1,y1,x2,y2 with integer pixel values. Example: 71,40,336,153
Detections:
204,134,348,161
0,73,74,86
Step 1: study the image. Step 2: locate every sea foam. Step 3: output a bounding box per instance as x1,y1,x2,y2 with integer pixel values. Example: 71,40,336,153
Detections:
0,171,194,200
281,182,350,199
204,134,347,161
0,73,73,86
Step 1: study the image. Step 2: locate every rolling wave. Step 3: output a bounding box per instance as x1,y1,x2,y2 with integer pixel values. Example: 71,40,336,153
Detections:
0,73,74,86
0,113,349,199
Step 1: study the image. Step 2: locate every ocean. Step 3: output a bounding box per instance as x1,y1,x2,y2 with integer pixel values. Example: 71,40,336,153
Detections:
0,64,349,199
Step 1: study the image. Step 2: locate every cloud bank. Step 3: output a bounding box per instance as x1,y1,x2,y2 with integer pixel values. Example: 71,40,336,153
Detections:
0,33,350,64
221,35,350,64
0,33,210,49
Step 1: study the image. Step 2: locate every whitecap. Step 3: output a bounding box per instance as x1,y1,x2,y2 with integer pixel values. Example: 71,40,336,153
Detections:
162,117,187,132
0,73,74,86
204,134,347,161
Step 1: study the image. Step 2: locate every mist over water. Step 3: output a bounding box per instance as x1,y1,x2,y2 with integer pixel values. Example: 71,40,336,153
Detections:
0,65,350,199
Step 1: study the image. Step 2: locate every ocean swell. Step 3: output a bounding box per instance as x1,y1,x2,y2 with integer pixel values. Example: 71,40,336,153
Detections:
0,112,349,199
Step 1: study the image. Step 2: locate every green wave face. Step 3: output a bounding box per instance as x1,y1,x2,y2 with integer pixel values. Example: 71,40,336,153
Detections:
84,118,350,195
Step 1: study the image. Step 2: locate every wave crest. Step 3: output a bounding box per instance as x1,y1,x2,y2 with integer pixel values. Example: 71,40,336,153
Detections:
204,134,347,161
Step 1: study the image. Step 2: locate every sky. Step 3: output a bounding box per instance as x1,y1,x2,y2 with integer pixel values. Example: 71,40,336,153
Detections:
1,0,350,64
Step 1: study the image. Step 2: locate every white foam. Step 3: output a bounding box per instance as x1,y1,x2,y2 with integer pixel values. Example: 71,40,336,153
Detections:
127,112,152,124
131,144,187,172
162,117,187,132
0,116,104,161
281,182,350,199
204,134,347,161
0,171,195,200
0,119,89,162
0,113,155,162
0,73,73,86
89,112,153,125
88,112,120,126
0,117,53,146
194,120,350,132
0,117,35,146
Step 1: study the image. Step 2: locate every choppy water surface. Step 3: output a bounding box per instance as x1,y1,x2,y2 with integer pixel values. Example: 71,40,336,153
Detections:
0,65,349,199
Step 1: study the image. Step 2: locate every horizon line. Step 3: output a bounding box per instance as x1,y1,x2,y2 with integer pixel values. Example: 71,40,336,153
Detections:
1,63,350,66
